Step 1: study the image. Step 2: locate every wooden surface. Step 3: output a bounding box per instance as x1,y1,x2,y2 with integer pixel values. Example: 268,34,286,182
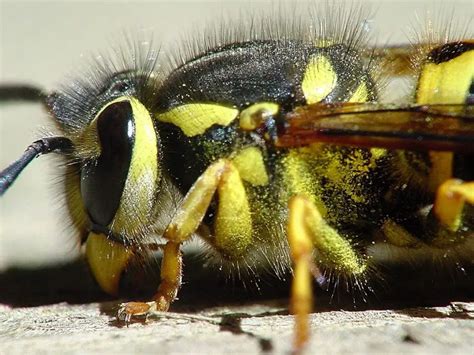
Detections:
0,259,473,354
1,297,473,354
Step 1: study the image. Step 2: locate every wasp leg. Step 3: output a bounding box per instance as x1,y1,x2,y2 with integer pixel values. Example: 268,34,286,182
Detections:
380,180,474,249
287,196,316,351
433,179,474,232
287,195,368,350
86,233,178,313
118,241,182,321
119,158,252,319
424,179,474,248
165,158,252,259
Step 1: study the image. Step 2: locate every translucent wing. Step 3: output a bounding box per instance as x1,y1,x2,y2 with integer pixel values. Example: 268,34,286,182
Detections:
276,103,474,152
369,45,414,77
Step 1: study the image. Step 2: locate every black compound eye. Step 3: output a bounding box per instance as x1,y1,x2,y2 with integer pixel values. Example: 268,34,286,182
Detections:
81,100,135,227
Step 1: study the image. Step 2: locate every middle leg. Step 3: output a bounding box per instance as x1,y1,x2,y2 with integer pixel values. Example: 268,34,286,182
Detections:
287,194,369,350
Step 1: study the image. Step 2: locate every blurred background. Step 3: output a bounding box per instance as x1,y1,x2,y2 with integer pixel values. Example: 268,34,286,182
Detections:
0,0,472,273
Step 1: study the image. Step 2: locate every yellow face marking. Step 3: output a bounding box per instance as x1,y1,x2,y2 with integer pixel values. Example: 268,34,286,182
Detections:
86,232,133,295
416,50,474,104
239,102,279,131
302,55,337,104
157,103,239,136
111,97,159,236
232,146,269,186
348,82,369,103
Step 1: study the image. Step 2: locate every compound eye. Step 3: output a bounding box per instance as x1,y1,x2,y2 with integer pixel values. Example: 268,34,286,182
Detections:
81,100,135,228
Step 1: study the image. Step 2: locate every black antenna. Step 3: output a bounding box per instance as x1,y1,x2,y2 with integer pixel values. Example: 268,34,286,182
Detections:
0,137,73,196
0,84,47,103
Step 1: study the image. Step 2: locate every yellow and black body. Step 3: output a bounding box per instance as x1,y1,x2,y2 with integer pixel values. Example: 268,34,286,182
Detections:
0,10,473,351
154,41,378,262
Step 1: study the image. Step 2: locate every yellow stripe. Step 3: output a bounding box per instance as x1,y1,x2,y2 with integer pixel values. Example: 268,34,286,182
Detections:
302,55,337,104
348,82,369,103
157,103,239,136
417,50,474,104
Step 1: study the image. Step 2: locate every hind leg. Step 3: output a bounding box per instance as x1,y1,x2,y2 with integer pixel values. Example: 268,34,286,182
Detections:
433,179,474,232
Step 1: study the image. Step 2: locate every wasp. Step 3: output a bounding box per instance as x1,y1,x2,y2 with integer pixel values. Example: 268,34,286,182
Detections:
0,4,473,351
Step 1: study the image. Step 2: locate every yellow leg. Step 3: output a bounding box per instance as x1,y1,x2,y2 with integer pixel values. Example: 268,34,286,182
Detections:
433,179,474,232
153,242,182,311
119,241,181,321
287,195,368,350
164,159,230,243
166,158,252,258
298,197,368,275
287,196,316,351
119,158,252,321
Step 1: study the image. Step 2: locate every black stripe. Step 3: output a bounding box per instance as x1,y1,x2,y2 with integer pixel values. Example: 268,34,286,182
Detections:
428,41,474,65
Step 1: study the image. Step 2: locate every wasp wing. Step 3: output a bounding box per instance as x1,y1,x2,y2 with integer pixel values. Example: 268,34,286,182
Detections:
277,103,474,152
369,45,414,77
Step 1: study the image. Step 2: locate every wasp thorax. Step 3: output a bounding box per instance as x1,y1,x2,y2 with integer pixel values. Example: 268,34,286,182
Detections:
80,96,160,239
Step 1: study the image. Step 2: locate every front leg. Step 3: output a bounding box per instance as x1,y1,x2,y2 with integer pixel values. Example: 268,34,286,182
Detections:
119,241,181,321
119,158,253,320
166,158,253,258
